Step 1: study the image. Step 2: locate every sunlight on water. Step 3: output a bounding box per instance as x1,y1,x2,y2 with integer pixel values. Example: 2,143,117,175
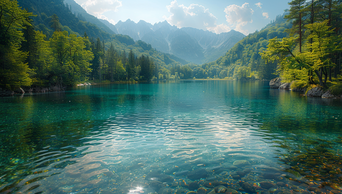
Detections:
0,81,342,194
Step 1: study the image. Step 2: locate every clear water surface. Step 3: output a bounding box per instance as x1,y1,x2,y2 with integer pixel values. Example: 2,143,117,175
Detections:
0,81,342,194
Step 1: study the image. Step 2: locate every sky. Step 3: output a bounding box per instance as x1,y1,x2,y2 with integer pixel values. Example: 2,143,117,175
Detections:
73,0,290,35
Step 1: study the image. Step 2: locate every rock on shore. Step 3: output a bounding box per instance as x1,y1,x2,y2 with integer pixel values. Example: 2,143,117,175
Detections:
0,85,65,96
269,78,341,99
269,78,282,89
306,87,324,97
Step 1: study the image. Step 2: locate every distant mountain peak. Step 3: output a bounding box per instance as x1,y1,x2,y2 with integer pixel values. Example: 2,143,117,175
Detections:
114,19,245,64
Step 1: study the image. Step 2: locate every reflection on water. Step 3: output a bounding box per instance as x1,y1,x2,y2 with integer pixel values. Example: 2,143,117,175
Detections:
0,81,341,194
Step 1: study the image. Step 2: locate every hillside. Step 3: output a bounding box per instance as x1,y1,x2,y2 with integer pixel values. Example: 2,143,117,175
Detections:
17,0,187,70
206,15,292,80
17,0,112,40
64,0,118,34
115,20,245,64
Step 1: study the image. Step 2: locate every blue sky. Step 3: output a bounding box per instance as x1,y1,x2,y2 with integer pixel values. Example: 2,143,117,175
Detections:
74,0,290,35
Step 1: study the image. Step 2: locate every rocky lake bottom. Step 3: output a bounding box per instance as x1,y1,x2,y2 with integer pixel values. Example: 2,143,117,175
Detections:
0,81,342,194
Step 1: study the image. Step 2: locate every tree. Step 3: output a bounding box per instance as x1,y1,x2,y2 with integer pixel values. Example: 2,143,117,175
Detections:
106,43,116,82
127,49,136,80
0,0,34,89
285,0,306,53
261,20,340,88
50,14,61,31
49,31,93,86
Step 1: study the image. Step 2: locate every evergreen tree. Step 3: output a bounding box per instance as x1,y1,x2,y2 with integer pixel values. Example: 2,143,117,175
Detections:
50,14,61,31
127,49,136,80
285,0,306,53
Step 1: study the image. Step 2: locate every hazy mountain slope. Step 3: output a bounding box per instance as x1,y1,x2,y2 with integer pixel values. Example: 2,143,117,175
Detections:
115,20,245,64
18,0,112,40
99,19,119,34
63,0,117,34
210,15,291,79
110,34,188,66
168,30,204,64
18,0,188,69
181,28,246,63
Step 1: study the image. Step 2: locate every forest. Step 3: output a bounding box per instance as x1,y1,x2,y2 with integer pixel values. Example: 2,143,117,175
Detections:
261,0,342,91
0,0,157,90
0,0,341,91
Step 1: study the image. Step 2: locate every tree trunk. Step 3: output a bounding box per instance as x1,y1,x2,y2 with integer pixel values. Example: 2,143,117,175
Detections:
315,70,324,87
299,12,302,53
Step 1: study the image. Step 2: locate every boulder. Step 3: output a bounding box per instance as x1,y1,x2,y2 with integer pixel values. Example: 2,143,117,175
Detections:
306,87,324,97
322,90,342,99
279,83,291,90
269,78,282,89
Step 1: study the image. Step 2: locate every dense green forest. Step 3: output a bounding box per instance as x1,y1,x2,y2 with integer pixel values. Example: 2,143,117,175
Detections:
0,0,186,90
261,0,342,91
1,0,341,92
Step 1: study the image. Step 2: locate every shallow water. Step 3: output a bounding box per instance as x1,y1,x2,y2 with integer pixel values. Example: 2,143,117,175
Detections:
0,81,342,194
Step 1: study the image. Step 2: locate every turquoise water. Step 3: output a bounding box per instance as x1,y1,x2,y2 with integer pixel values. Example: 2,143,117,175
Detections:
0,81,342,194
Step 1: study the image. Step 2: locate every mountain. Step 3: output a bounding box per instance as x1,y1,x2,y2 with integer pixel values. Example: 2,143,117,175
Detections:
17,0,188,69
18,0,112,40
99,19,119,34
64,0,118,34
206,14,291,80
115,20,245,64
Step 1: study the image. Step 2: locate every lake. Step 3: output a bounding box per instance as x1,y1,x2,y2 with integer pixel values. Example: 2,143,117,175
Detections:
0,81,342,194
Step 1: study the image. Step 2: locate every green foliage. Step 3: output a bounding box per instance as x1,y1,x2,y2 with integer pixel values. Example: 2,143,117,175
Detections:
0,0,34,89
262,0,342,89
48,31,94,86
329,82,342,95
196,15,291,80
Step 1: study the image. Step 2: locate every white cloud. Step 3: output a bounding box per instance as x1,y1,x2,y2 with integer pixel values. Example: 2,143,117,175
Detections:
255,2,262,9
98,15,116,25
207,24,231,34
81,0,122,17
262,12,269,19
166,0,227,34
224,3,254,35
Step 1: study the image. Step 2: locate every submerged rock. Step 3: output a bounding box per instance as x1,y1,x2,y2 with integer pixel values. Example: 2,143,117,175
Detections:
225,188,238,194
149,181,164,191
262,172,282,180
188,181,200,191
239,182,256,193
236,168,252,177
187,169,208,180
214,186,227,193
196,187,207,194
159,188,173,194
260,181,276,189
176,188,188,194
231,175,240,180
174,170,189,176
207,189,215,194
233,160,250,167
